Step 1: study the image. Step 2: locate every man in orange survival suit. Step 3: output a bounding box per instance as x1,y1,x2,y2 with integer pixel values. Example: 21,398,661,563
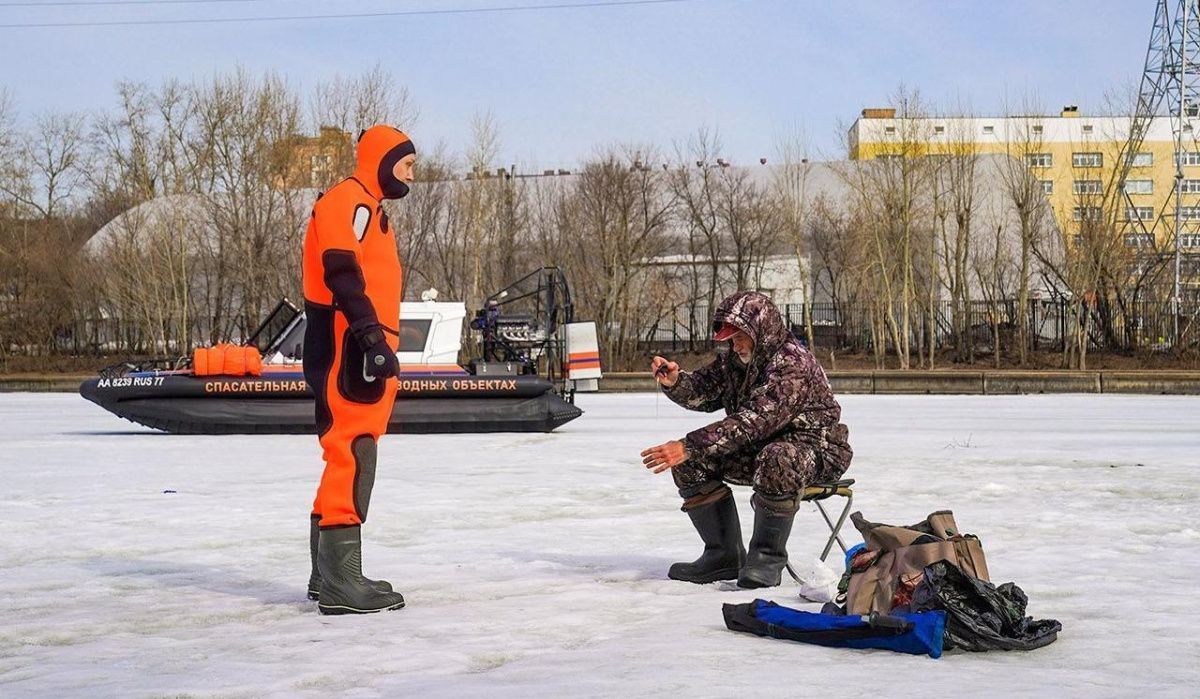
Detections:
302,125,414,615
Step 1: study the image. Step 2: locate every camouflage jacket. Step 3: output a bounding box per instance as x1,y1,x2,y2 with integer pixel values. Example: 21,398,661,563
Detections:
663,291,852,474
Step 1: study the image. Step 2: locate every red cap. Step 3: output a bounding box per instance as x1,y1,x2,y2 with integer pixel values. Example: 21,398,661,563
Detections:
712,322,742,342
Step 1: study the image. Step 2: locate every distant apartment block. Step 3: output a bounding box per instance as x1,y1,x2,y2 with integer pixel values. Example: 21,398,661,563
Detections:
848,106,1200,251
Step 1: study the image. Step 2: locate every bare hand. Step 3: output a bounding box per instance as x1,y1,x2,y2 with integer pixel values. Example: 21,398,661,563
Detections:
650,356,680,388
641,440,688,474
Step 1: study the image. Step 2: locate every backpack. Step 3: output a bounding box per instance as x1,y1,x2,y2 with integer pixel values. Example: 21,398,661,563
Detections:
843,510,989,615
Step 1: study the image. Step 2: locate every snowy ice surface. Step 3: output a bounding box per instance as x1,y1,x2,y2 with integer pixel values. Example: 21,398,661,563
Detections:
1,392,1198,698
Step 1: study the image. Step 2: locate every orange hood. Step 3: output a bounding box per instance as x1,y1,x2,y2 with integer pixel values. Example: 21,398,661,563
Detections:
353,125,415,200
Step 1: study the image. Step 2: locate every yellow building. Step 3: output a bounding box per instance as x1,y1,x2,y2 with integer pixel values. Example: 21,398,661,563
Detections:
847,106,1200,252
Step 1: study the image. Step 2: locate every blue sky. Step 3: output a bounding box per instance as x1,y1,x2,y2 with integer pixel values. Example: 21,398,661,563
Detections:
0,0,1153,169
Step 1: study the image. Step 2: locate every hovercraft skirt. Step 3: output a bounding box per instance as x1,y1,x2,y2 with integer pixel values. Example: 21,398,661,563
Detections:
79,374,582,435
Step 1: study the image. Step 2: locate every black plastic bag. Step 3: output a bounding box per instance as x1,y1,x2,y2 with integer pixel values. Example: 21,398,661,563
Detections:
911,560,1061,651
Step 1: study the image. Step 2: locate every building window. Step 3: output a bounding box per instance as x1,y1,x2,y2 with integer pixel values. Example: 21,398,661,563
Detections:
1073,152,1103,168
310,154,332,172
934,125,945,135
884,126,896,135
1032,125,1044,134
1073,180,1103,195
1123,179,1153,194
309,154,332,186
983,125,995,134
1124,232,1154,247
1073,206,1103,221
1181,179,1200,193
1040,180,1054,194
1125,206,1154,221
1083,124,1094,134
1176,151,1200,166
1181,206,1200,221
876,153,904,162
1128,152,1153,167
1183,233,1200,248
1026,152,1053,168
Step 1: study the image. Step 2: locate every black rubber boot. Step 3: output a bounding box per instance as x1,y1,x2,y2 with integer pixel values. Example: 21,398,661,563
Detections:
668,491,745,584
316,526,405,615
307,515,391,601
737,494,798,589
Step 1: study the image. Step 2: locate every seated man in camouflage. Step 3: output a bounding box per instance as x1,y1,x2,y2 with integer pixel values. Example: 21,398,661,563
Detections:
640,291,852,589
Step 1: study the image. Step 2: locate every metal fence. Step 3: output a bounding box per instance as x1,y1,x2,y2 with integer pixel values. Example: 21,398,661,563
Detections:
5,299,1198,359
1,313,255,357
642,298,1199,355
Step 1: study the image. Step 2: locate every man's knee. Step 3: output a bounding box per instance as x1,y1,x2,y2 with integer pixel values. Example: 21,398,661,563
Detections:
752,442,816,497
671,458,713,490
755,442,795,468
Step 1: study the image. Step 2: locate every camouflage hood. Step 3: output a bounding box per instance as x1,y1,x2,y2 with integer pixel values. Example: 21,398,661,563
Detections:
712,291,791,377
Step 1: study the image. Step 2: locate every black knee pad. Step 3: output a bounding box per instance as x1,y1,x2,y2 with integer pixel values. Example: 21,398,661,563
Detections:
351,435,378,522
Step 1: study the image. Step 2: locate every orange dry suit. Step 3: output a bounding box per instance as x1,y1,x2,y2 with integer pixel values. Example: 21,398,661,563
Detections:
302,126,414,529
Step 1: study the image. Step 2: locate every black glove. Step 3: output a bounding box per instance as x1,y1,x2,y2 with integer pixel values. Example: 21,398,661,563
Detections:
351,322,399,380
363,338,399,379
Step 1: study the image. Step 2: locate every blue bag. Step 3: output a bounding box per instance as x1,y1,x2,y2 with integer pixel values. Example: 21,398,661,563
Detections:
723,599,946,658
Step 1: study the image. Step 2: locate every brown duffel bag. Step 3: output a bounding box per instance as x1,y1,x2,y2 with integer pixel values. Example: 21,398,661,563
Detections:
844,510,990,615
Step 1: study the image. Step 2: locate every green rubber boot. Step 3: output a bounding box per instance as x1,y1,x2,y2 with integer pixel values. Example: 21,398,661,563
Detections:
668,490,745,584
307,515,392,601
737,494,797,589
316,526,405,615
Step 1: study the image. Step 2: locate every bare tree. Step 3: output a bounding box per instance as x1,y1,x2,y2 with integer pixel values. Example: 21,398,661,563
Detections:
0,103,90,359
0,87,21,211
807,193,871,359
567,146,674,365
836,86,933,368
715,165,781,291
973,202,1018,368
309,64,419,188
670,128,726,332
89,80,200,350
391,143,453,295
772,127,816,347
185,70,307,341
463,111,502,308
1102,85,1181,353
1033,108,1133,369
998,96,1051,364
84,71,309,349
0,110,88,220
944,112,981,363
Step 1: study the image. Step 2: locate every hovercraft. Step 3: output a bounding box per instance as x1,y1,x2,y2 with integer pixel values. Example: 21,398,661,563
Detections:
80,268,601,435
